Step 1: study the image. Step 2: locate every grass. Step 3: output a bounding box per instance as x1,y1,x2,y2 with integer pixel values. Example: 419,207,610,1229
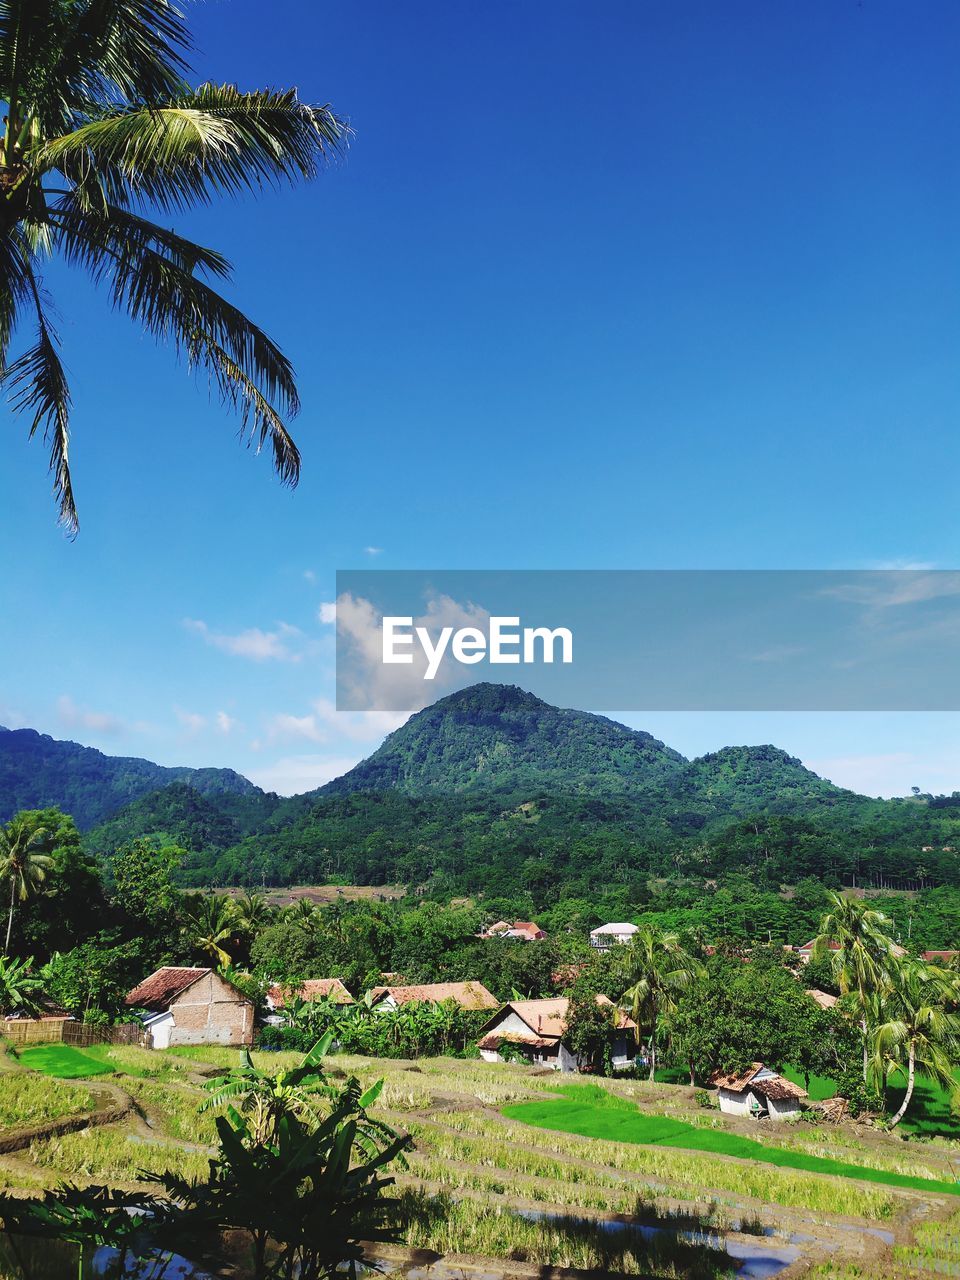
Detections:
120,1078,219,1145
782,1063,960,1140
29,1125,211,1182
503,1084,960,1199
395,1188,734,1279
0,1074,91,1132
402,1107,895,1219
18,1044,114,1079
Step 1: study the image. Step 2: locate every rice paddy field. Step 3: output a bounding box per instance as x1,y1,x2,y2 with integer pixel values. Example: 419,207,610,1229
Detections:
2,1041,960,1277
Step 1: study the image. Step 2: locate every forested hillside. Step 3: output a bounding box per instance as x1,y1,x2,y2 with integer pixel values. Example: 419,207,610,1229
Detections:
0,727,261,829
10,687,960,897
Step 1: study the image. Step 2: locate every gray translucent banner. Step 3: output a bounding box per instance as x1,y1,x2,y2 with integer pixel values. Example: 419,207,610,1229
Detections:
334,569,960,712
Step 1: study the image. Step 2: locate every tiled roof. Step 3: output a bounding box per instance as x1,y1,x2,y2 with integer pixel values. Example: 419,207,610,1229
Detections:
711,1062,807,1101
754,1076,807,1102
268,978,354,1007
483,995,636,1041
368,981,499,1010
923,950,958,962
590,923,639,936
805,988,839,1009
712,1062,764,1092
478,1031,555,1050
126,967,210,1010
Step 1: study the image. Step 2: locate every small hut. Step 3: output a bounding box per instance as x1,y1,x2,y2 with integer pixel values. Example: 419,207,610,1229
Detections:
711,1063,807,1120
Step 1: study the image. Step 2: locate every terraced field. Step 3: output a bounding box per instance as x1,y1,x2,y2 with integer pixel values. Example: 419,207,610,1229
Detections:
1,1042,960,1277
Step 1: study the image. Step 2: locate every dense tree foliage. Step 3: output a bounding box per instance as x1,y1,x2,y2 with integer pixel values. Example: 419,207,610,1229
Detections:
0,727,258,829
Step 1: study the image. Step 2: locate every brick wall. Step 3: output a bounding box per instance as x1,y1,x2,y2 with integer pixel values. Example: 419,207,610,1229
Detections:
168,971,253,1046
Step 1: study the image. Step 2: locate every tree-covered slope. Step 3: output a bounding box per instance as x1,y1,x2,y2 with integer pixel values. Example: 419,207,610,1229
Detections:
321,684,688,797
83,782,279,856
0,727,261,829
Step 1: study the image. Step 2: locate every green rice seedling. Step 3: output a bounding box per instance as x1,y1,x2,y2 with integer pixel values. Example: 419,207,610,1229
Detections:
504,1088,960,1199
0,1074,91,1131
29,1125,211,1182
407,1109,895,1218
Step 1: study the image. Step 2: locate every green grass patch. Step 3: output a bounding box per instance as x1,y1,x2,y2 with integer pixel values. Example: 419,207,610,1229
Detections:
0,1074,91,1131
503,1084,960,1198
782,1064,960,1139
19,1045,114,1079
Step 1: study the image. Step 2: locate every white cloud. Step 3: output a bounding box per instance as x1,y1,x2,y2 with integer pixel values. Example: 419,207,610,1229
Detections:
303,569,317,584
364,546,383,557
334,591,491,711
311,697,405,741
267,713,325,743
174,706,206,735
318,601,337,625
216,711,238,735
184,618,304,662
246,754,362,795
57,695,127,737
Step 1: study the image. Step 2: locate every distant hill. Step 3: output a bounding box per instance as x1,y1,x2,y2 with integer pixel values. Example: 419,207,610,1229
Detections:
321,684,687,797
10,686,959,897
0,727,261,830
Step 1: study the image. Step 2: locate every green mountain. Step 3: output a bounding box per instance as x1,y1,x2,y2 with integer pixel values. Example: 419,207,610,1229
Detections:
322,684,687,797
0,727,261,830
12,685,960,898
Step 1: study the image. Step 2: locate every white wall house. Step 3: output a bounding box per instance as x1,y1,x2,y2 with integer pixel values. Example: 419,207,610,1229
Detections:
711,1063,807,1120
478,996,636,1072
590,923,639,951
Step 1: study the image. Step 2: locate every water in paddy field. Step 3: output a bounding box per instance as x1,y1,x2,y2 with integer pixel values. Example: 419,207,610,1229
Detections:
0,1237,215,1280
0,1218,806,1280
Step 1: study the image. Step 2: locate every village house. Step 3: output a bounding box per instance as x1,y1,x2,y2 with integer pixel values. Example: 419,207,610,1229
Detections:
126,967,254,1049
711,1063,807,1120
481,921,546,942
589,922,639,951
805,988,839,1010
478,996,637,1072
265,978,354,1011
923,950,958,964
367,981,499,1012
795,938,840,964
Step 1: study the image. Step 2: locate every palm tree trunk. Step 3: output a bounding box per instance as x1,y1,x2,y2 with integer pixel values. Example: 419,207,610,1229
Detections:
648,1014,657,1083
889,1042,916,1128
4,876,15,955
689,1058,696,1088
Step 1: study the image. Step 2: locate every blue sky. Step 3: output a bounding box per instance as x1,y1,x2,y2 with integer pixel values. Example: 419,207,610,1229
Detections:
1,0,958,796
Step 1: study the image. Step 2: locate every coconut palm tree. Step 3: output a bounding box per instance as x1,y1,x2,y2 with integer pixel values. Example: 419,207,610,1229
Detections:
868,958,960,1127
182,893,235,968
812,893,899,1082
0,815,53,954
0,0,346,533
618,928,703,1082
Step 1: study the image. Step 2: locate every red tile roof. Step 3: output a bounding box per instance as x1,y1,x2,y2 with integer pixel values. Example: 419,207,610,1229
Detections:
368,981,499,1011
711,1062,807,1101
126,967,210,1010
923,950,958,962
268,978,354,1007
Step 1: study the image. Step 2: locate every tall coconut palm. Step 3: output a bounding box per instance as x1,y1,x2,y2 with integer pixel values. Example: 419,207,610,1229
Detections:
868,958,960,1127
0,0,346,533
812,893,900,1082
618,928,703,1082
182,893,235,968
0,815,53,954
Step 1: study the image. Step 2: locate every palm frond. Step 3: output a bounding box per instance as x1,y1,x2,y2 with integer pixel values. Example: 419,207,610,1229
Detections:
38,84,347,212
3,271,76,533
53,194,232,279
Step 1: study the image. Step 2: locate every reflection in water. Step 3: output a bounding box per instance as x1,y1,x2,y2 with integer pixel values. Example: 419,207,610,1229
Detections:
0,1235,213,1280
